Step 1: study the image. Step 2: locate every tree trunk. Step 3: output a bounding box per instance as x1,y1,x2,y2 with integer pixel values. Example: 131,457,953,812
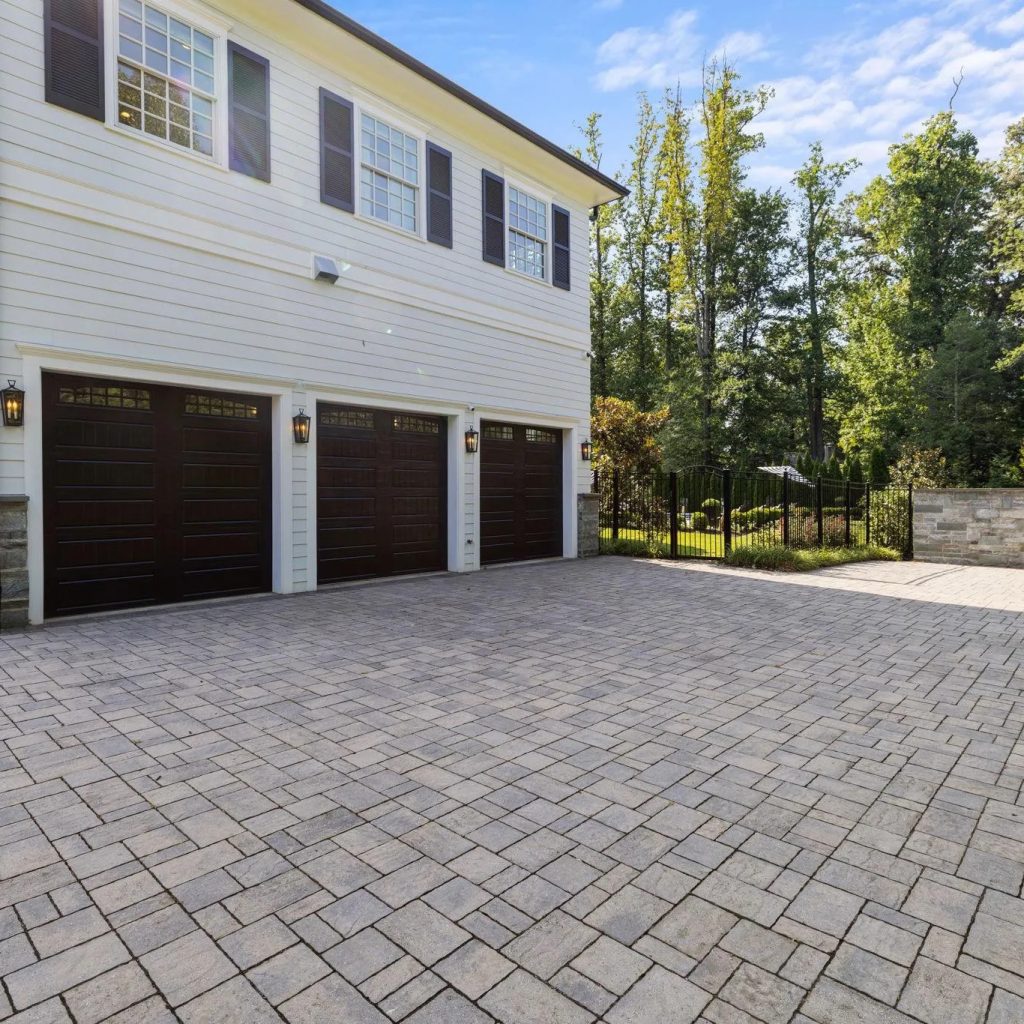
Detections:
806,231,825,461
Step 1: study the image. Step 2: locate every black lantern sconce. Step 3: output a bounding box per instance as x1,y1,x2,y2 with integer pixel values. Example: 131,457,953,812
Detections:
581,439,592,461
464,426,479,454
292,408,311,444
2,380,24,427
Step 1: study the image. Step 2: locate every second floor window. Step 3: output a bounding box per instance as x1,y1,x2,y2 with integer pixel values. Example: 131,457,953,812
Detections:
116,0,216,157
360,114,418,233
508,187,547,280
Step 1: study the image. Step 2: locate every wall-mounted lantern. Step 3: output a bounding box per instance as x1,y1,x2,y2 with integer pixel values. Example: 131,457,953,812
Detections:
2,380,24,427
292,408,311,444
581,439,592,461
464,427,479,454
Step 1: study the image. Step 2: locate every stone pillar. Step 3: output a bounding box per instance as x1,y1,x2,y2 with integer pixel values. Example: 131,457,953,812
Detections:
0,496,29,630
577,492,599,558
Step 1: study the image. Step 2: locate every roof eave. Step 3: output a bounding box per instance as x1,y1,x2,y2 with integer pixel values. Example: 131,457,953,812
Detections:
290,0,628,203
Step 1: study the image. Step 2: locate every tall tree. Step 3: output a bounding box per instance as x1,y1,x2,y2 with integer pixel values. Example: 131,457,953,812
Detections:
838,111,1024,481
616,94,663,409
792,143,858,460
992,117,1024,373
853,112,991,356
718,187,800,468
575,113,620,400
656,88,694,374
690,62,769,461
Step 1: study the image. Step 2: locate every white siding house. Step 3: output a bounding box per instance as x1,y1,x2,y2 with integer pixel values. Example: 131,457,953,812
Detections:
0,0,624,625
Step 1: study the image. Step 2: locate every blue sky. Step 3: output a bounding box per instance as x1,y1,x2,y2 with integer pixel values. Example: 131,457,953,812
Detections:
334,0,1024,191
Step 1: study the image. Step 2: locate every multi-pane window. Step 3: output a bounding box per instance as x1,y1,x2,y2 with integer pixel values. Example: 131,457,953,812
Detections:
117,0,215,157
360,114,419,233
508,187,547,280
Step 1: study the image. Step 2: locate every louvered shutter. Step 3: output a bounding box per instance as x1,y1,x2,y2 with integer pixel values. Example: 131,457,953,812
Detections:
228,43,271,182
426,143,453,247
552,205,571,291
481,170,505,266
320,88,354,212
44,0,105,121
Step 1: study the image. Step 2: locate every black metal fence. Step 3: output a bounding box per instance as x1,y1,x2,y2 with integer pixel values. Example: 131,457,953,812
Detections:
595,466,913,560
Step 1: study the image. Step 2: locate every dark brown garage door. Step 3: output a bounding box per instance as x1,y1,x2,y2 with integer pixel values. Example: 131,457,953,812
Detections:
317,404,447,584
480,421,563,565
43,373,272,618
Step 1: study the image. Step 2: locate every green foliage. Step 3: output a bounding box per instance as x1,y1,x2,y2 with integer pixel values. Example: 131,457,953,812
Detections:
986,446,1024,487
591,396,669,476
725,544,900,571
889,444,952,488
869,489,911,551
601,537,669,558
867,448,890,485
691,510,709,531
700,497,723,528
793,143,859,459
580,86,1024,485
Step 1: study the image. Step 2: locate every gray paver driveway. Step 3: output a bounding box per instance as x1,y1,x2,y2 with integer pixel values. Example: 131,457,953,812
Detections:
1,557,1023,1024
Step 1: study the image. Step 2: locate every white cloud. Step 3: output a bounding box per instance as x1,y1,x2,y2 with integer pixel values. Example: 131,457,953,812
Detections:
714,30,767,62
593,10,703,91
593,0,1023,185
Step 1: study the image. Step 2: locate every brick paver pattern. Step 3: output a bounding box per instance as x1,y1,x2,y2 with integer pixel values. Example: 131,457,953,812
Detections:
1,557,1023,1024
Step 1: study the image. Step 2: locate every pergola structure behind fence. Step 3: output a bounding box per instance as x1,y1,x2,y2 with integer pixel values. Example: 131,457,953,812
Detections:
595,466,913,560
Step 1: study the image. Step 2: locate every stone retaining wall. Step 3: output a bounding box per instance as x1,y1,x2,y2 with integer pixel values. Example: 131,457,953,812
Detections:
1,496,29,630
914,488,1024,568
577,492,599,558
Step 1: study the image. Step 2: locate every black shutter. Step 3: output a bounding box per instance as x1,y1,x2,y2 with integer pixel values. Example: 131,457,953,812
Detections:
228,42,271,182
426,143,453,247
44,0,105,121
320,88,354,212
481,170,505,266
552,205,571,291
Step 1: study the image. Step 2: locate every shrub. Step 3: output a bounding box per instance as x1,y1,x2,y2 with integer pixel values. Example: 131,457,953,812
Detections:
691,511,709,531
785,512,848,548
752,505,782,527
701,497,723,528
725,544,900,572
869,490,910,551
601,536,668,558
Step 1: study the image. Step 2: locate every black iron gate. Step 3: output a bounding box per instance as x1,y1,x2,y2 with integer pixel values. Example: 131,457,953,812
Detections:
595,466,913,560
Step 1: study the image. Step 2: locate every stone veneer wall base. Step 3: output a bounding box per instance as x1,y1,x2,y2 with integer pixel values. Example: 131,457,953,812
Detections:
1,496,29,630
914,488,1024,568
577,492,599,558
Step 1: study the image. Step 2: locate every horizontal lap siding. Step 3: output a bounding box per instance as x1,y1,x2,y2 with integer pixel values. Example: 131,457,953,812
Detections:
0,209,589,411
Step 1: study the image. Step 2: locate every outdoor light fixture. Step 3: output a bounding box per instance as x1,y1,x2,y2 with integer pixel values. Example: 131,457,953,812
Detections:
581,439,592,461
465,427,479,454
292,408,311,444
2,380,24,427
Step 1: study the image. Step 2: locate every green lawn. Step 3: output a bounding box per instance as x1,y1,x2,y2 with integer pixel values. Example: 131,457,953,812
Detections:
600,521,869,558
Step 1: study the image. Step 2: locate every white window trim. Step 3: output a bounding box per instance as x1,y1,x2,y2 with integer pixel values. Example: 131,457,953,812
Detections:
504,177,552,285
354,102,427,242
102,0,232,170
